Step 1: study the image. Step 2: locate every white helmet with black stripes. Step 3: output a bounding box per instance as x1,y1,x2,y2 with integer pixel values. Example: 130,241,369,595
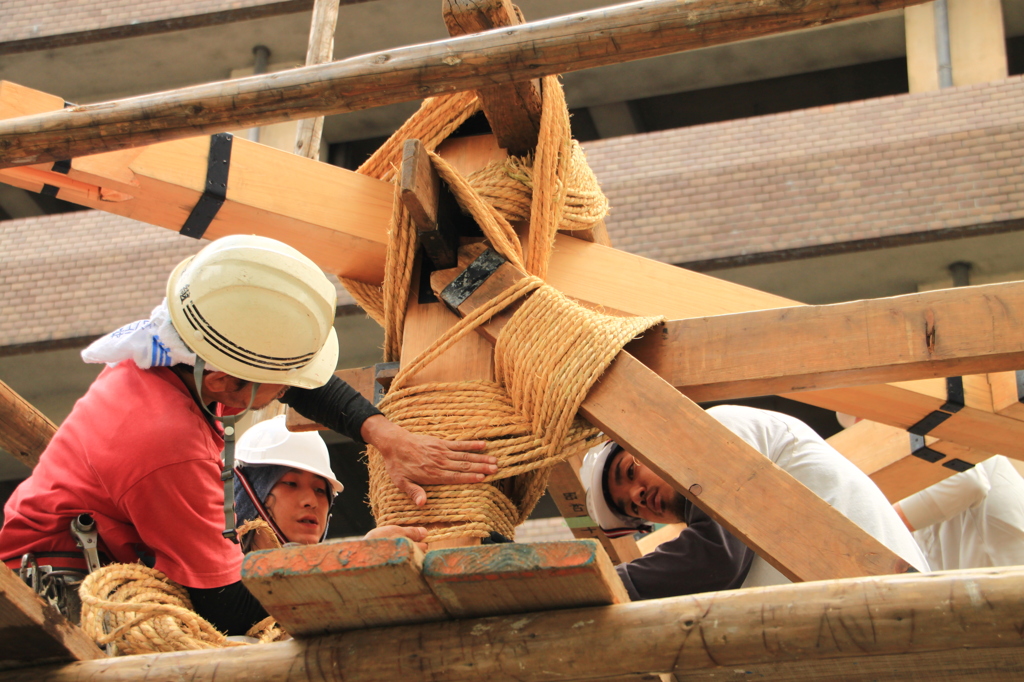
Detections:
166,234,338,389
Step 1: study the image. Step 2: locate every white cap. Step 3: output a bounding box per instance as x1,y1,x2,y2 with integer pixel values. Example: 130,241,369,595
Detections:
236,415,343,495
166,234,339,389
581,441,651,536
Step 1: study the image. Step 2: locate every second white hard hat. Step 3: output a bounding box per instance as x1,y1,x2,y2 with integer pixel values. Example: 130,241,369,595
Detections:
166,234,339,389
236,415,344,495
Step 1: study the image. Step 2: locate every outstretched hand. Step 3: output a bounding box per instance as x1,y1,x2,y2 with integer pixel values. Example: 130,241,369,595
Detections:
360,415,496,507
365,525,429,552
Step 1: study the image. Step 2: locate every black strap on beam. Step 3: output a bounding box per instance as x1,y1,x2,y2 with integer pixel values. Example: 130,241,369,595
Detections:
180,133,233,239
942,458,975,472
908,433,945,463
440,248,507,310
907,376,966,437
51,160,71,174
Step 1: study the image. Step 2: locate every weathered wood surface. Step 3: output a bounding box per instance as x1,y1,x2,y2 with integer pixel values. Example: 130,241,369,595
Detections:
442,0,542,155
422,540,629,618
241,537,446,636
431,246,912,583
0,565,103,671
0,0,931,167
628,282,1024,402
291,0,340,159
10,568,1024,682
0,379,56,469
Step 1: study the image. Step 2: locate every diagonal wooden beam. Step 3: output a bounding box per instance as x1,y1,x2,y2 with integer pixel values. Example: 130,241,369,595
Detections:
0,380,55,469
12,568,1024,681
0,0,931,168
430,244,913,583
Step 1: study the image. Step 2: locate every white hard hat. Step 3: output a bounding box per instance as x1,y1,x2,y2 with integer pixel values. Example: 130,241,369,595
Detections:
581,441,651,537
236,415,344,495
166,234,339,389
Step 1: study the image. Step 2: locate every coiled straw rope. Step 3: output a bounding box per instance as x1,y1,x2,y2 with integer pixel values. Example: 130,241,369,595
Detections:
78,522,286,654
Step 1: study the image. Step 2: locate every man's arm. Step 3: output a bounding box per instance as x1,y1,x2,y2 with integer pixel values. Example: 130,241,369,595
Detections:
282,376,497,506
616,506,754,601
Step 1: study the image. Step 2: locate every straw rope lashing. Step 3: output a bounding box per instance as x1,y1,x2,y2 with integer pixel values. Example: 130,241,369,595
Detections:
79,540,287,654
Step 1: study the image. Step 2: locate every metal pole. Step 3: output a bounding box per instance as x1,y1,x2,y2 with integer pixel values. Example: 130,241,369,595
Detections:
934,0,953,88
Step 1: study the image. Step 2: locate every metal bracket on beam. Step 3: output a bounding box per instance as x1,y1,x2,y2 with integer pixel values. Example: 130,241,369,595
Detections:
373,362,400,406
439,247,507,310
908,433,945,463
180,132,233,239
907,376,966,437
942,458,975,473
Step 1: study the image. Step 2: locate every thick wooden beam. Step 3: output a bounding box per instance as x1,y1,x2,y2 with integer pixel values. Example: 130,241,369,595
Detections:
10,568,1024,681
421,540,629,618
431,246,912,583
827,419,995,502
291,0,340,159
0,0,930,167
0,565,103,670
627,282,1024,401
241,538,447,636
442,0,542,156
0,380,56,469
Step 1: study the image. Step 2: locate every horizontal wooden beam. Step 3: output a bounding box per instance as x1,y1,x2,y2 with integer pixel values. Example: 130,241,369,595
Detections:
0,0,930,167
628,282,1024,401
10,568,1024,681
431,245,911,583
0,380,56,469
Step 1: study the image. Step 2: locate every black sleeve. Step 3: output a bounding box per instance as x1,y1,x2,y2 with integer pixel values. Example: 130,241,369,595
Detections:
616,505,755,601
186,581,269,637
280,375,382,443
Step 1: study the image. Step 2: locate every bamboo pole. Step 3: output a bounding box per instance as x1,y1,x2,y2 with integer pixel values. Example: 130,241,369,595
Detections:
5,568,1023,681
0,0,931,168
0,379,55,468
292,0,340,159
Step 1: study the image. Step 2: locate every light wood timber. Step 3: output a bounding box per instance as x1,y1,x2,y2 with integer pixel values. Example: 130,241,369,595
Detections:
11,568,1024,682
421,539,629,618
635,523,687,556
627,282,1024,402
286,366,376,432
988,370,1024,421
291,0,340,159
0,564,103,670
827,419,995,501
431,246,913,583
442,0,542,156
0,380,56,469
241,537,446,636
0,0,933,168
0,81,392,285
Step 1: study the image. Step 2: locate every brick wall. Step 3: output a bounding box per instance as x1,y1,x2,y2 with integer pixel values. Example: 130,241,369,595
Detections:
585,74,1024,268
0,0,303,45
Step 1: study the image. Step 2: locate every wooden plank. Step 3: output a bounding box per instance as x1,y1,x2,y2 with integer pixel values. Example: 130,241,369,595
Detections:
0,564,103,670
627,282,1024,402
989,370,1024,421
12,568,1024,682
400,139,460,269
442,0,542,156
292,0,340,159
0,379,56,469
431,246,912,583
635,523,687,556
240,537,446,636
0,1,931,167
422,539,629,619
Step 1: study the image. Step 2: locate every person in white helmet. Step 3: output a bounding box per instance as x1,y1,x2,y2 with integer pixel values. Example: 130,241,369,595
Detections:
0,234,491,632
581,405,928,601
232,415,426,552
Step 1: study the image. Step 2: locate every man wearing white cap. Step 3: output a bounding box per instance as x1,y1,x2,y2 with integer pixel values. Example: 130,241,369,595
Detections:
581,405,928,600
0,235,494,631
